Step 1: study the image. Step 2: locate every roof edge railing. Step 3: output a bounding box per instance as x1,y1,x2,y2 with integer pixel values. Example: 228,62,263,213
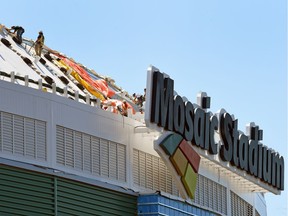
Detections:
0,70,100,107
0,71,145,121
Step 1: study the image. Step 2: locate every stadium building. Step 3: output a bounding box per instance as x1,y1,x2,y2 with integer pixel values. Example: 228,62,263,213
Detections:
0,24,284,216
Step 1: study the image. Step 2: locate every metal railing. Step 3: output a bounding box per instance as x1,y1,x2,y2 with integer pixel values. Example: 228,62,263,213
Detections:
0,70,100,107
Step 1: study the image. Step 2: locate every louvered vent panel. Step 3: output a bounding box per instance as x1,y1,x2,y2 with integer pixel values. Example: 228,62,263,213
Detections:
92,136,100,175
194,176,199,204
146,154,153,190
74,131,83,170
248,205,253,216
25,118,35,157
159,160,167,192
223,186,227,214
133,149,178,196
152,156,159,190
231,192,238,216
133,149,139,185
117,144,126,182
212,181,217,211
36,120,46,160
231,191,253,216
203,178,211,207
172,180,179,196
109,141,117,179
0,112,47,161
166,167,173,194
2,112,13,153
83,134,91,172
13,115,24,155
193,174,227,215
139,151,146,187
56,126,127,182
56,126,65,165
199,175,205,206
100,139,109,177
215,183,222,213
65,128,74,168
208,177,213,209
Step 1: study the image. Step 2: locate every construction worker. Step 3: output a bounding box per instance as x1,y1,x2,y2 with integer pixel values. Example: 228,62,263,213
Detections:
35,31,44,56
0,24,5,35
8,26,25,44
118,100,129,117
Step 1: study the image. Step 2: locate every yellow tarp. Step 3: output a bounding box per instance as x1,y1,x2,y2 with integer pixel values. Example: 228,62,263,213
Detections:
70,71,106,101
53,59,106,101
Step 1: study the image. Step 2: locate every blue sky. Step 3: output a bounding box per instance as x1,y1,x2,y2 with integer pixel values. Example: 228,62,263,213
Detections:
1,0,287,215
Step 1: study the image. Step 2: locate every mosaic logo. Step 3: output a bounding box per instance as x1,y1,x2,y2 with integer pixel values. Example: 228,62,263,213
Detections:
155,132,201,199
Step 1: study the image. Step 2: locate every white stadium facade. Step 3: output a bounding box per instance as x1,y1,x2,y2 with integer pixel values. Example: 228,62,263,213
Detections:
0,24,284,216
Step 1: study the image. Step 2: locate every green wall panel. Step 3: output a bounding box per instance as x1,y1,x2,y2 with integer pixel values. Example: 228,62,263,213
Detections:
0,165,137,216
57,179,137,216
0,165,55,216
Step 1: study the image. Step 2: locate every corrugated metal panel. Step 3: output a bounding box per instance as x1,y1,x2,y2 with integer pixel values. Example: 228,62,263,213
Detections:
0,165,137,215
57,178,137,216
0,165,55,216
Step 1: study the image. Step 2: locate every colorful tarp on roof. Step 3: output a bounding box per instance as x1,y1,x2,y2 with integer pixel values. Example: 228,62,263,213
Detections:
59,56,115,98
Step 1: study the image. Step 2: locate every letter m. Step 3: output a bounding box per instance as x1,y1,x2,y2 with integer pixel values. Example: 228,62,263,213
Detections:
272,153,285,190
150,71,174,131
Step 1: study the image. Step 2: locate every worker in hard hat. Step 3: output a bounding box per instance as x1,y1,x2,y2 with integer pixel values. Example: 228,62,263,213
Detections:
35,31,45,56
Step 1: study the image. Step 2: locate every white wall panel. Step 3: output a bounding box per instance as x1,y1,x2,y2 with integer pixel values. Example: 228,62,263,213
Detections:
0,80,267,216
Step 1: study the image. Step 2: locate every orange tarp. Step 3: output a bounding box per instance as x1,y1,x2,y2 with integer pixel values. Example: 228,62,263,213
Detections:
60,57,115,98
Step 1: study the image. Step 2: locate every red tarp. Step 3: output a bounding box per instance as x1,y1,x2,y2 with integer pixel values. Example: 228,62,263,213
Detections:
60,57,115,98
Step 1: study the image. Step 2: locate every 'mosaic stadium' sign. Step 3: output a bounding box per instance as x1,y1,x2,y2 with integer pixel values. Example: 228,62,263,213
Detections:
144,66,284,196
